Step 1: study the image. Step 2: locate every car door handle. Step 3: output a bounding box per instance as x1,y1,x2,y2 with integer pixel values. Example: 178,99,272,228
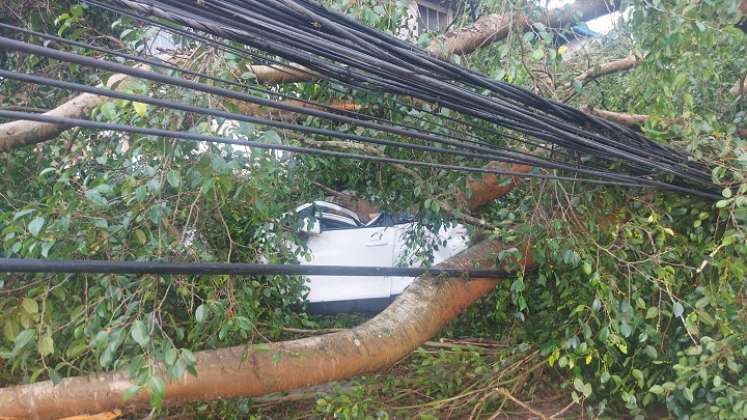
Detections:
365,241,389,247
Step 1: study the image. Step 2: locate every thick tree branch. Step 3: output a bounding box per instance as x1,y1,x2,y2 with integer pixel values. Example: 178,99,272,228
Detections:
0,244,520,418
574,55,640,85
580,106,649,127
465,163,533,210
0,74,130,152
0,164,531,418
247,62,322,84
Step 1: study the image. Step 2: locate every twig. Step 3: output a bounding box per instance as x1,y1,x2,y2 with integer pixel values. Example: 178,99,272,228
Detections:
495,387,547,419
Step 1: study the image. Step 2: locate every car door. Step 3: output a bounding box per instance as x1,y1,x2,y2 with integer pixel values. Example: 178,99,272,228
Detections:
302,215,395,303
390,222,416,296
390,222,469,296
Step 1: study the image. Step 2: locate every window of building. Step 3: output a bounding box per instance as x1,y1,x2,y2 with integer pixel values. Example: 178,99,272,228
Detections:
416,1,453,33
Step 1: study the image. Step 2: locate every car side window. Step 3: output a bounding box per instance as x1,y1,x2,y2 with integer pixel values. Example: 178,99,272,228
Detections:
319,213,360,230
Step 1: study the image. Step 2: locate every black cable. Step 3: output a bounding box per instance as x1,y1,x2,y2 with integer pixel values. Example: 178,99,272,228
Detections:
80,0,502,148
91,0,697,176
124,0,713,188
1,109,681,190
0,69,529,166
0,258,512,278
0,37,705,190
0,21,498,150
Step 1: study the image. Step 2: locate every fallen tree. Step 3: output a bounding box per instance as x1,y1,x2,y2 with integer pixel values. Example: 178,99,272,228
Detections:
1,1,736,418
0,164,533,418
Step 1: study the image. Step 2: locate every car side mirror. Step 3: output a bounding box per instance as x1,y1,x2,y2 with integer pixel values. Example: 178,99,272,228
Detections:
300,217,321,236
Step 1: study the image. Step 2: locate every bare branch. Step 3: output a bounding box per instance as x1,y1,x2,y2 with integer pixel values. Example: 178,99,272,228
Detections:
581,106,649,127
574,55,640,85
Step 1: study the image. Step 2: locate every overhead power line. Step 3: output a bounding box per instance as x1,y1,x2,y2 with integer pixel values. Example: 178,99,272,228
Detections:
0,109,666,188
87,0,719,194
0,258,512,278
0,36,722,198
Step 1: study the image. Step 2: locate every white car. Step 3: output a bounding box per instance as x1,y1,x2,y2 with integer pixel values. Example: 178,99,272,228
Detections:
295,201,469,313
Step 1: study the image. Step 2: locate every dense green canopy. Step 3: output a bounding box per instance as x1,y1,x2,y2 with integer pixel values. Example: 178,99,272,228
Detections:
0,0,746,417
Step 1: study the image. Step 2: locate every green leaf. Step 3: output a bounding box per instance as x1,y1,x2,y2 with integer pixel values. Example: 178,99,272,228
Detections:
135,229,147,245
3,320,18,342
28,217,45,237
649,385,664,395
573,378,591,398
100,101,117,120
683,387,694,403
132,102,148,117
166,170,182,188
673,302,684,317
713,375,722,387
645,307,658,319
37,335,54,357
259,130,282,144
582,262,592,275
66,341,89,358
22,298,38,314
165,348,178,365
620,321,632,338
643,345,658,359
12,329,34,355
148,375,166,407
85,190,108,208
195,304,207,323
130,320,149,347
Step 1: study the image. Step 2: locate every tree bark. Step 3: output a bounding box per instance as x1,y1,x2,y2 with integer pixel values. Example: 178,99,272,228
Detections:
581,106,649,127
574,55,640,85
466,163,533,210
428,0,621,57
0,74,130,152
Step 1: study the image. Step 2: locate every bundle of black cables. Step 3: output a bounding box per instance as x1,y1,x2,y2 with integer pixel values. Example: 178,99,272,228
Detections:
85,0,721,199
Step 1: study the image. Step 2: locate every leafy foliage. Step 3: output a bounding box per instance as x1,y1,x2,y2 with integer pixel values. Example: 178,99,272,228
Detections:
1,0,747,418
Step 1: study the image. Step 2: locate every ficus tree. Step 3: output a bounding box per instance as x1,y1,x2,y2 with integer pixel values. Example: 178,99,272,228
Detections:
0,0,746,418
